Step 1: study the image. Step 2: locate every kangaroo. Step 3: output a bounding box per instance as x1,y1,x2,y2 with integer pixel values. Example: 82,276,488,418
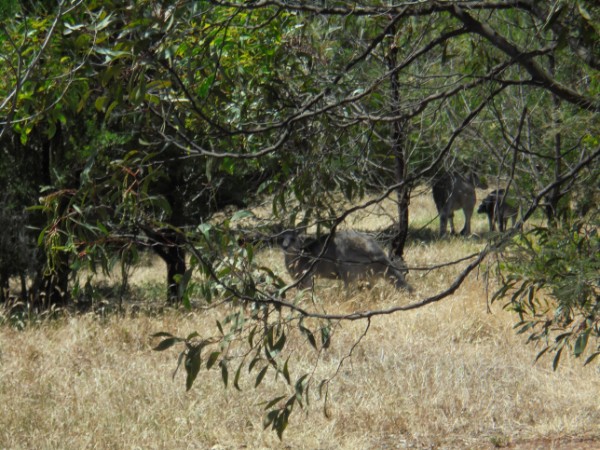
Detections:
432,171,487,236
279,230,412,291
477,189,518,232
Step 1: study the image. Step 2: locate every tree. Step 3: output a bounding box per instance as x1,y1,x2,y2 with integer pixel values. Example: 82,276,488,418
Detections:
1,0,599,437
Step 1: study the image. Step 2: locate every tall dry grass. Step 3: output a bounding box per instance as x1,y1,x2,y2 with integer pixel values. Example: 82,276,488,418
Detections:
1,190,599,449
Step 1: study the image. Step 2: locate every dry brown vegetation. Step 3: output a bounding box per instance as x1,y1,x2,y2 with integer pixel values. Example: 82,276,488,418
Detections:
1,190,599,449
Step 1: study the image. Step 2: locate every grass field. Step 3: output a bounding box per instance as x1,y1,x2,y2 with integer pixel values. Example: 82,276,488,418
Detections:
1,189,599,449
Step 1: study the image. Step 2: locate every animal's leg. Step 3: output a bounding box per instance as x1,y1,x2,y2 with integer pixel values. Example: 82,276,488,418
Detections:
461,206,473,235
446,211,456,235
439,213,449,236
498,213,506,232
487,210,495,232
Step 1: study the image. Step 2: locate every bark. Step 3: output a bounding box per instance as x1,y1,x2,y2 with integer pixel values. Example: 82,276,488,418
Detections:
33,123,72,307
39,265,70,307
163,243,187,304
545,54,564,226
0,277,7,303
386,19,411,259
142,225,187,304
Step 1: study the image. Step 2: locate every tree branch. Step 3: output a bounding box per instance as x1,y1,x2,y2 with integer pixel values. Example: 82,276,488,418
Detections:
449,5,600,112
522,0,600,71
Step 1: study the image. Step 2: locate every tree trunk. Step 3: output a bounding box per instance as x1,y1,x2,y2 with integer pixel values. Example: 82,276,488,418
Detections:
34,125,72,307
38,198,71,307
545,54,563,226
39,266,70,307
164,244,187,304
141,225,187,304
0,276,7,303
391,117,411,259
386,21,410,259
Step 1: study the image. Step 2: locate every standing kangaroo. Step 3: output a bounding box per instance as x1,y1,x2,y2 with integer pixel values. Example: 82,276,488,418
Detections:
279,230,411,291
432,171,487,236
477,189,518,232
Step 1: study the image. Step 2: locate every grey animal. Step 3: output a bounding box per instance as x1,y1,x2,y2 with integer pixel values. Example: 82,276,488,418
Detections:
477,189,518,232
432,171,488,236
279,230,411,291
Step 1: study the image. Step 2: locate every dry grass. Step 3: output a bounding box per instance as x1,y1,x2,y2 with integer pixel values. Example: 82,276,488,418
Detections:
1,191,599,450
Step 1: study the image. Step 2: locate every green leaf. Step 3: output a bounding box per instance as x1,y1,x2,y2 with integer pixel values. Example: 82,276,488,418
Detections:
233,362,243,391
273,331,286,353
94,13,115,31
94,47,130,60
231,210,254,222
153,337,180,351
105,100,120,118
534,346,550,363
321,325,331,348
295,374,309,399
95,96,108,112
220,157,236,175
574,330,590,357
220,360,229,388
303,327,317,349
248,325,257,347
186,331,200,341
249,355,261,373
282,357,291,385
263,395,286,411
151,331,174,338
552,347,563,371
197,223,212,240
275,409,289,439
263,410,278,429
555,332,572,343
255,365,268,388
198,74,215,98
206,351,220,370
185,348,202,391
96,221,110,235
147,79,172,91
584,351,600,366
577,2,592,21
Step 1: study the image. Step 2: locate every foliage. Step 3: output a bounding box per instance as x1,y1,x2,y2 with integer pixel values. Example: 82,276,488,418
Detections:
151,315,320,440
494,212,600,368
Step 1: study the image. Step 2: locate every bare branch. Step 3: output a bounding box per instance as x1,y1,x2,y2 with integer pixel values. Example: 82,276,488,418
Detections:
207,0,529,18
518,144,600,225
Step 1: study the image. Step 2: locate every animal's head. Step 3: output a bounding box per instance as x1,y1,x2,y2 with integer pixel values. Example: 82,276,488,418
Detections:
476,202,488,214
279,230,301,250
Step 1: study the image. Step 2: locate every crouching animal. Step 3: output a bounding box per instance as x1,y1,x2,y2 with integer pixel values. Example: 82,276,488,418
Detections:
432,171,488,236
477,189,518,232
279,230,412,291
